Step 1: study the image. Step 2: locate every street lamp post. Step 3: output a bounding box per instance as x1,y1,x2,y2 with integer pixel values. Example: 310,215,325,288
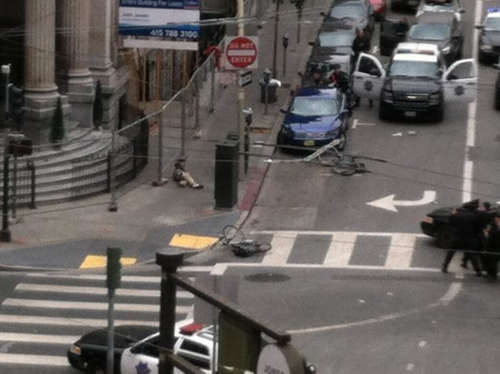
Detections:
272,0,281,78
1,64,11,242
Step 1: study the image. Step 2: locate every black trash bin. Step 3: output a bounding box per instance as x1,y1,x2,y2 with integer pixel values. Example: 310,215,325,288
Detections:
259,79,279,104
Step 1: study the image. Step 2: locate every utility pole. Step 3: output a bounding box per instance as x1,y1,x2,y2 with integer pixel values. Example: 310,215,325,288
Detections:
237,0,246,172
272,0,281,78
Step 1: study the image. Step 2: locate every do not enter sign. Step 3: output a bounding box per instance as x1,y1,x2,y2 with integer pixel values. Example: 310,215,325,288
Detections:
225,36,258,70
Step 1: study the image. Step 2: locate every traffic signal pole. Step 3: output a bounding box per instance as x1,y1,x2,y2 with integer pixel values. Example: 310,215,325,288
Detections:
106,247,122,374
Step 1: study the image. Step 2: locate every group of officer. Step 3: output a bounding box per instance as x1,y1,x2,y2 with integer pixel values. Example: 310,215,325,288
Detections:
441,199,500,280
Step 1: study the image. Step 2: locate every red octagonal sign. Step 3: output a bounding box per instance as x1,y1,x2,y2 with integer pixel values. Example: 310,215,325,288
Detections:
225,36,258,69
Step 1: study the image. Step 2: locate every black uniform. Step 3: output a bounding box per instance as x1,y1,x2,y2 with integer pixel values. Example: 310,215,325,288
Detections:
483,221,500,280
442,210,482,275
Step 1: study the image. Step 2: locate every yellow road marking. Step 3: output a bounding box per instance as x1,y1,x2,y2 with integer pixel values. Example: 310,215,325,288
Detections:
80,256,137,269
169,233,218,250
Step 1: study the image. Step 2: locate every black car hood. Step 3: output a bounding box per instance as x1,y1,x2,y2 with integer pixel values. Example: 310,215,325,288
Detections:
483,30,500,46
385,77,440,93
428,206,455,218
76,325,157,349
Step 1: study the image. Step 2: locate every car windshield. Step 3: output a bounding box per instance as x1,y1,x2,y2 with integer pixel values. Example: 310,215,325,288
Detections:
319,31,356,47
290,97,339,116
485,17,500,30
389,61,439,78
330,4,365,19
409,23,450,41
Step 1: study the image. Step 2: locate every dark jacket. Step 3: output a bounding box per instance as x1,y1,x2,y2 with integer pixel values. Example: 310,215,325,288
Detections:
449,210,481,249
352,34,370,56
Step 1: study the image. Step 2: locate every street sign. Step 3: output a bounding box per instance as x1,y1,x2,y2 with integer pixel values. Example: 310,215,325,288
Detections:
224,36,258,70
239,71,253,87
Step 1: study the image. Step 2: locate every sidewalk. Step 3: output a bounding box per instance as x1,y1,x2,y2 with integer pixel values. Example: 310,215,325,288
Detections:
0,0,329,270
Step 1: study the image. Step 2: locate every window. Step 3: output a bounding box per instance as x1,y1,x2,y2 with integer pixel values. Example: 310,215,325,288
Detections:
180,340,209,356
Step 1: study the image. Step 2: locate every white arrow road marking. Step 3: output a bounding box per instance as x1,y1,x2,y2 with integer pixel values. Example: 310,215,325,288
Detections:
366,190,437,212
351,119,376,129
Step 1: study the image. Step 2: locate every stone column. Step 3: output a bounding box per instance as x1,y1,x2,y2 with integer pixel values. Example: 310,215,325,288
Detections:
89,0,120,130
61,0,94,130
24,0,61,145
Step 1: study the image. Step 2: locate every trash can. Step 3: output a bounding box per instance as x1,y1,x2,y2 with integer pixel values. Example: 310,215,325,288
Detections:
259,79,281,104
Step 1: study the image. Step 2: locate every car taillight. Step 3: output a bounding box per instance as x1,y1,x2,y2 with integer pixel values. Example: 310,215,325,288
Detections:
70,344,81,355
422,216,433,224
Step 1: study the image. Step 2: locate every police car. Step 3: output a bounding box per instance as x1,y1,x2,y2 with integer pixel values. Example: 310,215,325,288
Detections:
121,319,216,374
352,42,477,121
476,8,500,64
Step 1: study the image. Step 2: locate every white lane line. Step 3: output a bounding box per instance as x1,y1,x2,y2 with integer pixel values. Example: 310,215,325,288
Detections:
14,283,192,299
0,314,158,327
0,333,77,345
26,274,195,283
323,232,356,266
0,353,68,366
262,232,297,265
462,0,482,203
222,262,440,272
3,298,192,313
287,282,461,335
385,234,416,269
256,230,426,237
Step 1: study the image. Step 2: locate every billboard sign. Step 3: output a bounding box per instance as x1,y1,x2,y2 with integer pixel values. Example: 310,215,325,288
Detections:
119,0,200,42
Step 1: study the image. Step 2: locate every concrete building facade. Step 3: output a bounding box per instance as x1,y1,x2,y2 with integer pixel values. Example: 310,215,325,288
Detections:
1,0,128,146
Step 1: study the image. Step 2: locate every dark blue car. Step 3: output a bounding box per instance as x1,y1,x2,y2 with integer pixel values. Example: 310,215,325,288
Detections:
278,87,348,150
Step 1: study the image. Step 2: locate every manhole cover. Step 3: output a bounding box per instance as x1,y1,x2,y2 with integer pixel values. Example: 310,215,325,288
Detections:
244,272,290,283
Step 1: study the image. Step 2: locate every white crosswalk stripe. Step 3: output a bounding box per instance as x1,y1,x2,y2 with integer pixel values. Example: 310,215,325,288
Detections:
324,232,357,266
0,266,212,369
253,230,436,270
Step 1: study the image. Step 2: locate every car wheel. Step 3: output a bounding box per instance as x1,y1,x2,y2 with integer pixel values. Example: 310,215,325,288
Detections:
277,132,287,153
436,226,458,249
433,106,444,123
495,90,500,110
378,105,391,121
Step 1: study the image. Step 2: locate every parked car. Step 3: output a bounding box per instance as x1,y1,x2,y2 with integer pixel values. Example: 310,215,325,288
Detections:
421,202,498,248
325,0,375,38
476,8,500,65
408,12,463,65
67,325,157,373
309,24,357,71
352,43,478,122
277,87,349,150
416,0,465,23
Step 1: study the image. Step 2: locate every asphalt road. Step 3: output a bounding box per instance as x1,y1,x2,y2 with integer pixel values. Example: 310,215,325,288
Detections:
1,1,500,374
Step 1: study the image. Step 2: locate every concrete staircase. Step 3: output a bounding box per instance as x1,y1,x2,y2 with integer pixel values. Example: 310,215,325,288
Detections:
0,128,134,207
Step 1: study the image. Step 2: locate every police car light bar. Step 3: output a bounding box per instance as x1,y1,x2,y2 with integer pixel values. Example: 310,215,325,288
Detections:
180,323,204,335
487,8,500,13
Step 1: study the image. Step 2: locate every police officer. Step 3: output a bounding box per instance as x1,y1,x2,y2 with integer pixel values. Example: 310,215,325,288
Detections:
482,211,500,280
441,205,482,276
330,64,353,113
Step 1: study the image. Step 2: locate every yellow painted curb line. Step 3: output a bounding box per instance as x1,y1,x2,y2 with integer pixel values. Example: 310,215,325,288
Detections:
169,233,218,250
80,255,137,269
